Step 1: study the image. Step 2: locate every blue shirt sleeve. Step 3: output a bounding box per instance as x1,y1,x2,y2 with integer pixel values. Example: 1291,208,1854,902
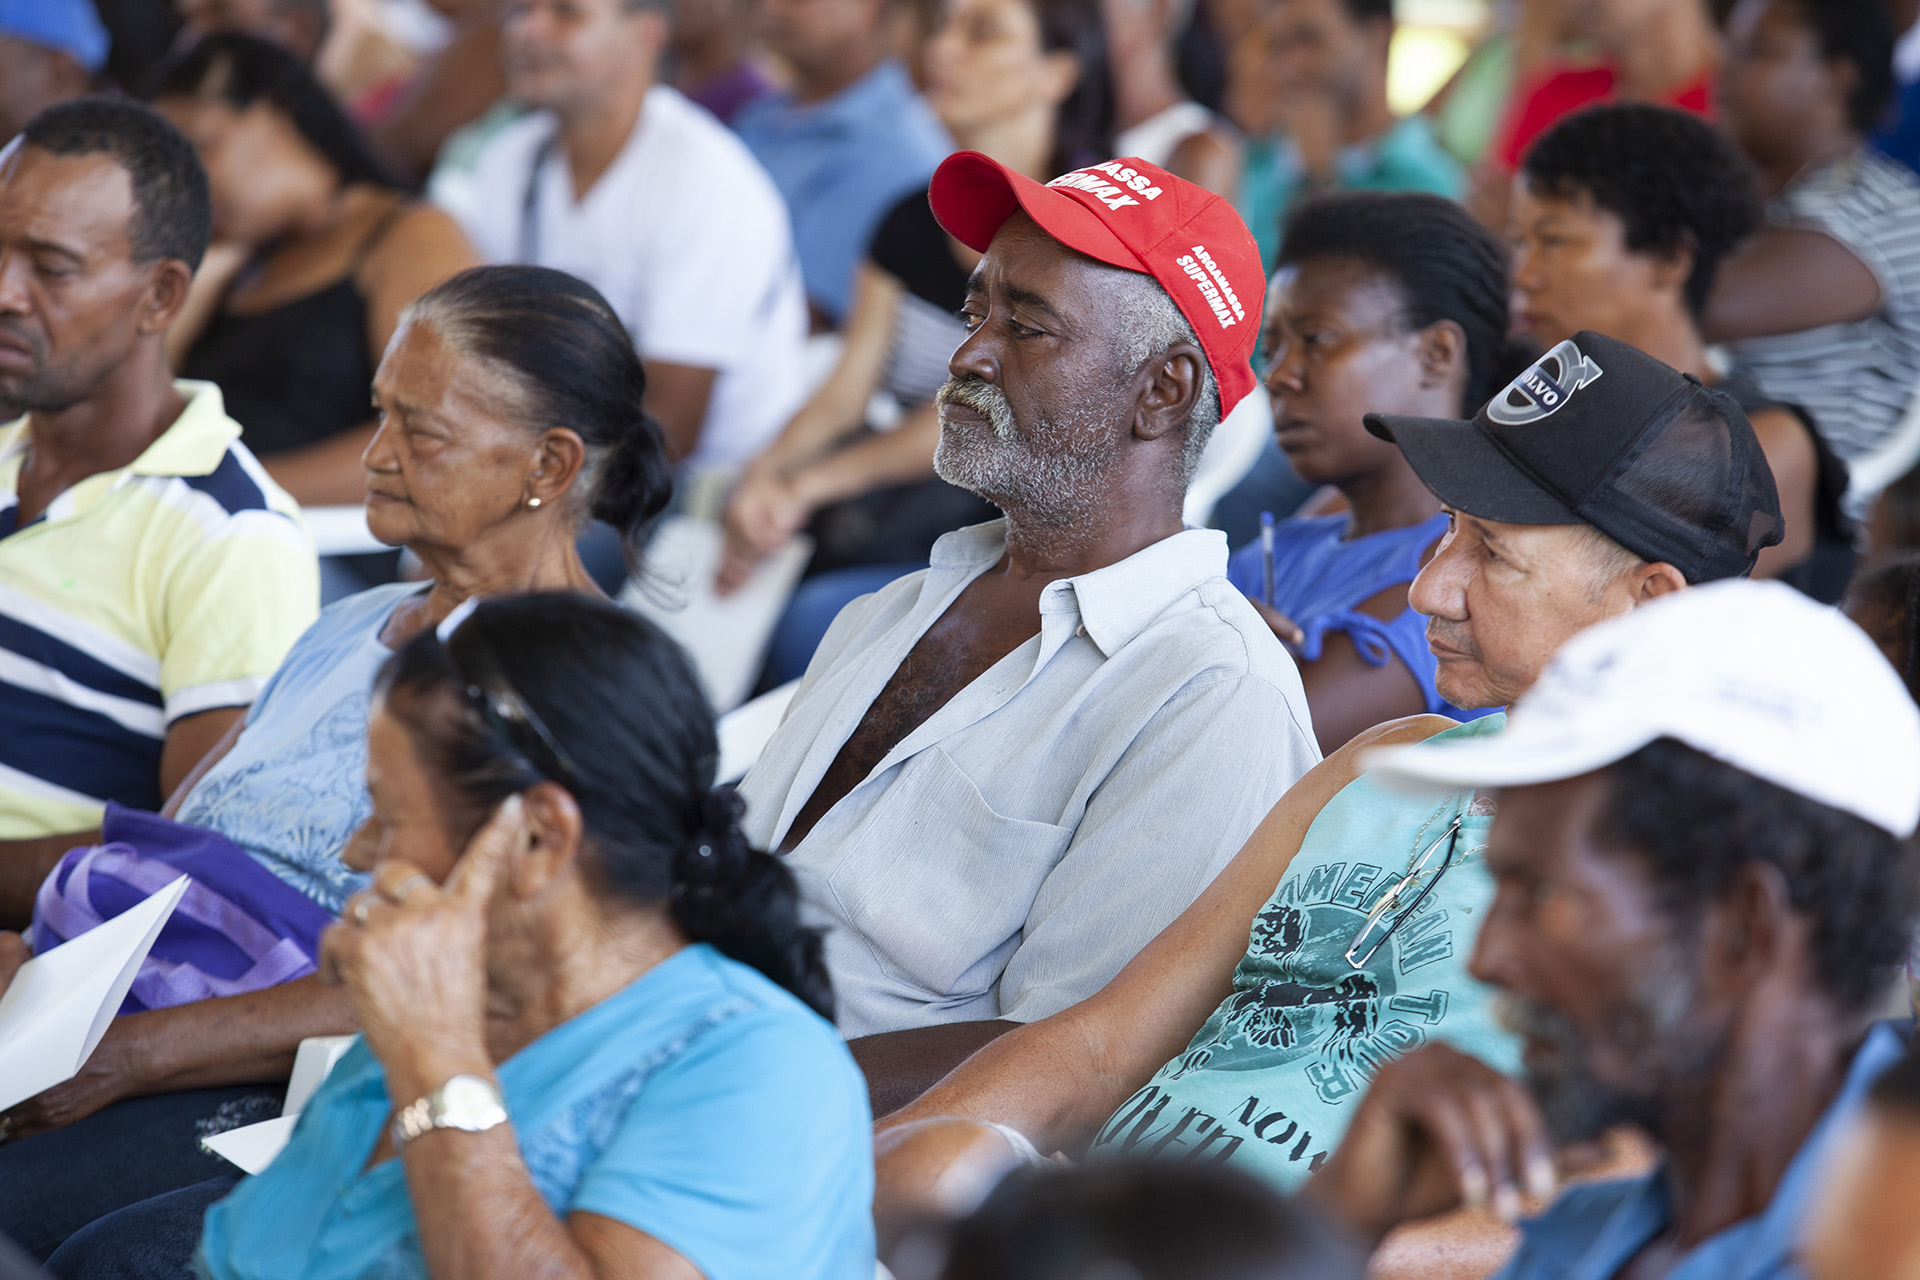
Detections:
567,1003,875,1280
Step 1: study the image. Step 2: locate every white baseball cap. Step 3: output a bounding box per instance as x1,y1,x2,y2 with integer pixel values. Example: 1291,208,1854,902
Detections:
1366,579,1920,837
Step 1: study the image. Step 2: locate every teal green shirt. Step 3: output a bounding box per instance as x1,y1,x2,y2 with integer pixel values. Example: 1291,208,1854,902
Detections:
1089,714,1521,1190
1238,114,1466,272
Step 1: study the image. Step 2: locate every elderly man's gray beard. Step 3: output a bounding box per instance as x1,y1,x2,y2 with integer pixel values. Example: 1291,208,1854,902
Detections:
932,378,1119,525
1494,939,1717,1145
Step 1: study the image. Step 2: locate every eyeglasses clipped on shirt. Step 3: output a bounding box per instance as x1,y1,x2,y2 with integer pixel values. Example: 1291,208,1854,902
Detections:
1345,814,1463,971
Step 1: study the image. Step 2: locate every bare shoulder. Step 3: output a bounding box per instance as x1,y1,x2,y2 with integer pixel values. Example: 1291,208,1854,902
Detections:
1255,716,1459,854
363,204,478,280
1748,405,1819,463
1335,714,1461,757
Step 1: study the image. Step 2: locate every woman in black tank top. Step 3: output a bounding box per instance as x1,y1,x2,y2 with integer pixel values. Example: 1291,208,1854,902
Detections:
154,34,477,508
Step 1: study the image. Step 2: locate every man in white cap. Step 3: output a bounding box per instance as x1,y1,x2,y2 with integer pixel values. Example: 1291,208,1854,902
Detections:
1308,579,1920,1280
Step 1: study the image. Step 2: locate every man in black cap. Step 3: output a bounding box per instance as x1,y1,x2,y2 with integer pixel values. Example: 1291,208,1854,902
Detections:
870,331,1784,1231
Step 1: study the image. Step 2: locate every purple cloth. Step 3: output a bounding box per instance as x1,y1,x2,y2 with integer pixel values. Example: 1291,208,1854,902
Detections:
30,804,336,1013
687,62,773,127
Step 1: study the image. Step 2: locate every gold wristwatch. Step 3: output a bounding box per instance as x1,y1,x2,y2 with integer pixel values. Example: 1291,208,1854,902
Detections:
391,1073,508,1152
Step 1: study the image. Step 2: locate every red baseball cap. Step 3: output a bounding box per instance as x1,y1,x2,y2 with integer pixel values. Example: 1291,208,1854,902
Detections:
928,151,1265,416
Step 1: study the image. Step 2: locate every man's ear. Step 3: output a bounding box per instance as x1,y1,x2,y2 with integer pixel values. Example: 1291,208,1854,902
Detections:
1630,561,1689,604
1133,343,1204,445
632,8,674,64
1697,859,1798,999
513,781,585,902
139,259,195,336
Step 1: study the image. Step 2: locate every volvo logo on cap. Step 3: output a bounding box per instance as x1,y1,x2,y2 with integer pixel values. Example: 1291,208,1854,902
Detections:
1487,338,1605,427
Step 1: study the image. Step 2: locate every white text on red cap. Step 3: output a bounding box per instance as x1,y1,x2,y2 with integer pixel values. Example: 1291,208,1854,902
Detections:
1175,245,1244,329
1047,162,1165,210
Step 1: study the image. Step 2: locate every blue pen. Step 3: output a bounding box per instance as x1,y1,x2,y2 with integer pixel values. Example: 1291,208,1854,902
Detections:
1259,511,1276,608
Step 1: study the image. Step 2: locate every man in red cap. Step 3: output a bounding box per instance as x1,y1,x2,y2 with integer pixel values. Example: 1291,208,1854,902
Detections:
737,154,1321,1111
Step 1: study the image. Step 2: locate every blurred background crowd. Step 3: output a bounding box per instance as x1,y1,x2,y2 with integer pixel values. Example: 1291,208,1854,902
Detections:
15,0,1920,708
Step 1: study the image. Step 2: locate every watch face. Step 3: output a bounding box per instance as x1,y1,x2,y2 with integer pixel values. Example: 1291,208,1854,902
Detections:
439,1074,506,1127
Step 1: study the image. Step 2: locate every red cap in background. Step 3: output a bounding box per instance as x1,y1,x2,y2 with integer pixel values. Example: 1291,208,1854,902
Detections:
928,151,1265,417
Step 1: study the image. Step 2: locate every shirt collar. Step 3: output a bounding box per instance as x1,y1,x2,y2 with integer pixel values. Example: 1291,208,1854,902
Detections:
125,381,241,477
1521,1020,1912,1280
769,59,915,127
925,517,1231,658
0,380,236,498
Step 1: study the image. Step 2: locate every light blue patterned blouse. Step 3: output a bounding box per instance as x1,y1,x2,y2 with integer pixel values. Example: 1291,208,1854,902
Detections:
196,945,876,1280
175,582,425,913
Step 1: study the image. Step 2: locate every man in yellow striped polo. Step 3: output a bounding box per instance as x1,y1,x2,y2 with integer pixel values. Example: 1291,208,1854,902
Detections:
0,100,317,920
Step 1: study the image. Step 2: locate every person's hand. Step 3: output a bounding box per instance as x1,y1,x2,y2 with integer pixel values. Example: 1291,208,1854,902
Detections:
321,796,527,1096
717,467,813,595
1303,1044,1557,1246
1252,599,1306,648
1274,88,1344,183
0,931,25,996
0,1015,147,1142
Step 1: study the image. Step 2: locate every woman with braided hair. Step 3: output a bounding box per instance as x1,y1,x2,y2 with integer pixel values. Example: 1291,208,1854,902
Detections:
1226,189,1522,753
51,594,873,1279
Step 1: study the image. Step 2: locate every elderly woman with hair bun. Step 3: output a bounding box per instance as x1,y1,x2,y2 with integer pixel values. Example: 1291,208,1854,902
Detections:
49,595,874,1280
0,266,675,1262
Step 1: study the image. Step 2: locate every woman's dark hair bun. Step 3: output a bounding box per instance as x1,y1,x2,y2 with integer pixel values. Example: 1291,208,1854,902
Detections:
590,409,674,540
376,594,833,1021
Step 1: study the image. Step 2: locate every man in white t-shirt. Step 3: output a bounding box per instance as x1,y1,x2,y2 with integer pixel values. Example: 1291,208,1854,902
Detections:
447,0,808,471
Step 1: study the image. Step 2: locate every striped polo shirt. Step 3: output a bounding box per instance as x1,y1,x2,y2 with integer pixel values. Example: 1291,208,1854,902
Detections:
0,381,319,838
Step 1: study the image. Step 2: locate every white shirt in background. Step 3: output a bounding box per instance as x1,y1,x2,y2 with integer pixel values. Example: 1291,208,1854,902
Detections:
738,519,1322,1039
449,86,809,470
1114,101,1221,170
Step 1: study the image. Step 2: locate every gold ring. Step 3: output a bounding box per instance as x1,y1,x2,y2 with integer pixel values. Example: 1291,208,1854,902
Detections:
389,874,434,902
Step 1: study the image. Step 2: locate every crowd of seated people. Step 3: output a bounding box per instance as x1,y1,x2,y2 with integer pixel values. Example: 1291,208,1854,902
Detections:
11,0,1920,1277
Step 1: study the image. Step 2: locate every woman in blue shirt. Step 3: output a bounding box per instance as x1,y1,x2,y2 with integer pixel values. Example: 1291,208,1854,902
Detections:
0,266,676,1262
1227,192,1517,753
51,594,874,1279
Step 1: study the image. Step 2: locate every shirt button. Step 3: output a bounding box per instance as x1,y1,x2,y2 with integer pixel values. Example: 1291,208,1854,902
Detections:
1076,623,1087,638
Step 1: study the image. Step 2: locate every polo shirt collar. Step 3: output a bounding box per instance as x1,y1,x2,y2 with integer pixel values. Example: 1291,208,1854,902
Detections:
0,379,237,482
124,381,241,479
924,517,1230,658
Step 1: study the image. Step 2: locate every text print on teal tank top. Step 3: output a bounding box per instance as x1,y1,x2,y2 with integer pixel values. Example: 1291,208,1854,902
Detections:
1091,713,1522,1190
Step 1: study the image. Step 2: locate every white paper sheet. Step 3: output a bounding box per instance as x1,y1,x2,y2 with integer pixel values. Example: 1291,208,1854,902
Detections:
0,876,188,1112
284,1035,357,1114
201,1033,359,1175
200,1115,299,1176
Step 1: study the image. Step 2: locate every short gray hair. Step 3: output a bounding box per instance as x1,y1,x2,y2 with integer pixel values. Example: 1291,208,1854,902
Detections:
1109,270,1222,487
1571,523,1648,599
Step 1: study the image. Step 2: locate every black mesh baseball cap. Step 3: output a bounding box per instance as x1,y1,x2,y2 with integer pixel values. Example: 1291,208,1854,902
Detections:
1365,331,1784,583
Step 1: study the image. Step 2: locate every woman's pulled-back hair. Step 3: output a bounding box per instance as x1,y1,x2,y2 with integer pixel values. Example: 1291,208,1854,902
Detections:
376,594,833,1019
150,32,392,188
1846,551,1920,704
1277,190,1523,415
1032,0,1114,176
405,266,673,568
